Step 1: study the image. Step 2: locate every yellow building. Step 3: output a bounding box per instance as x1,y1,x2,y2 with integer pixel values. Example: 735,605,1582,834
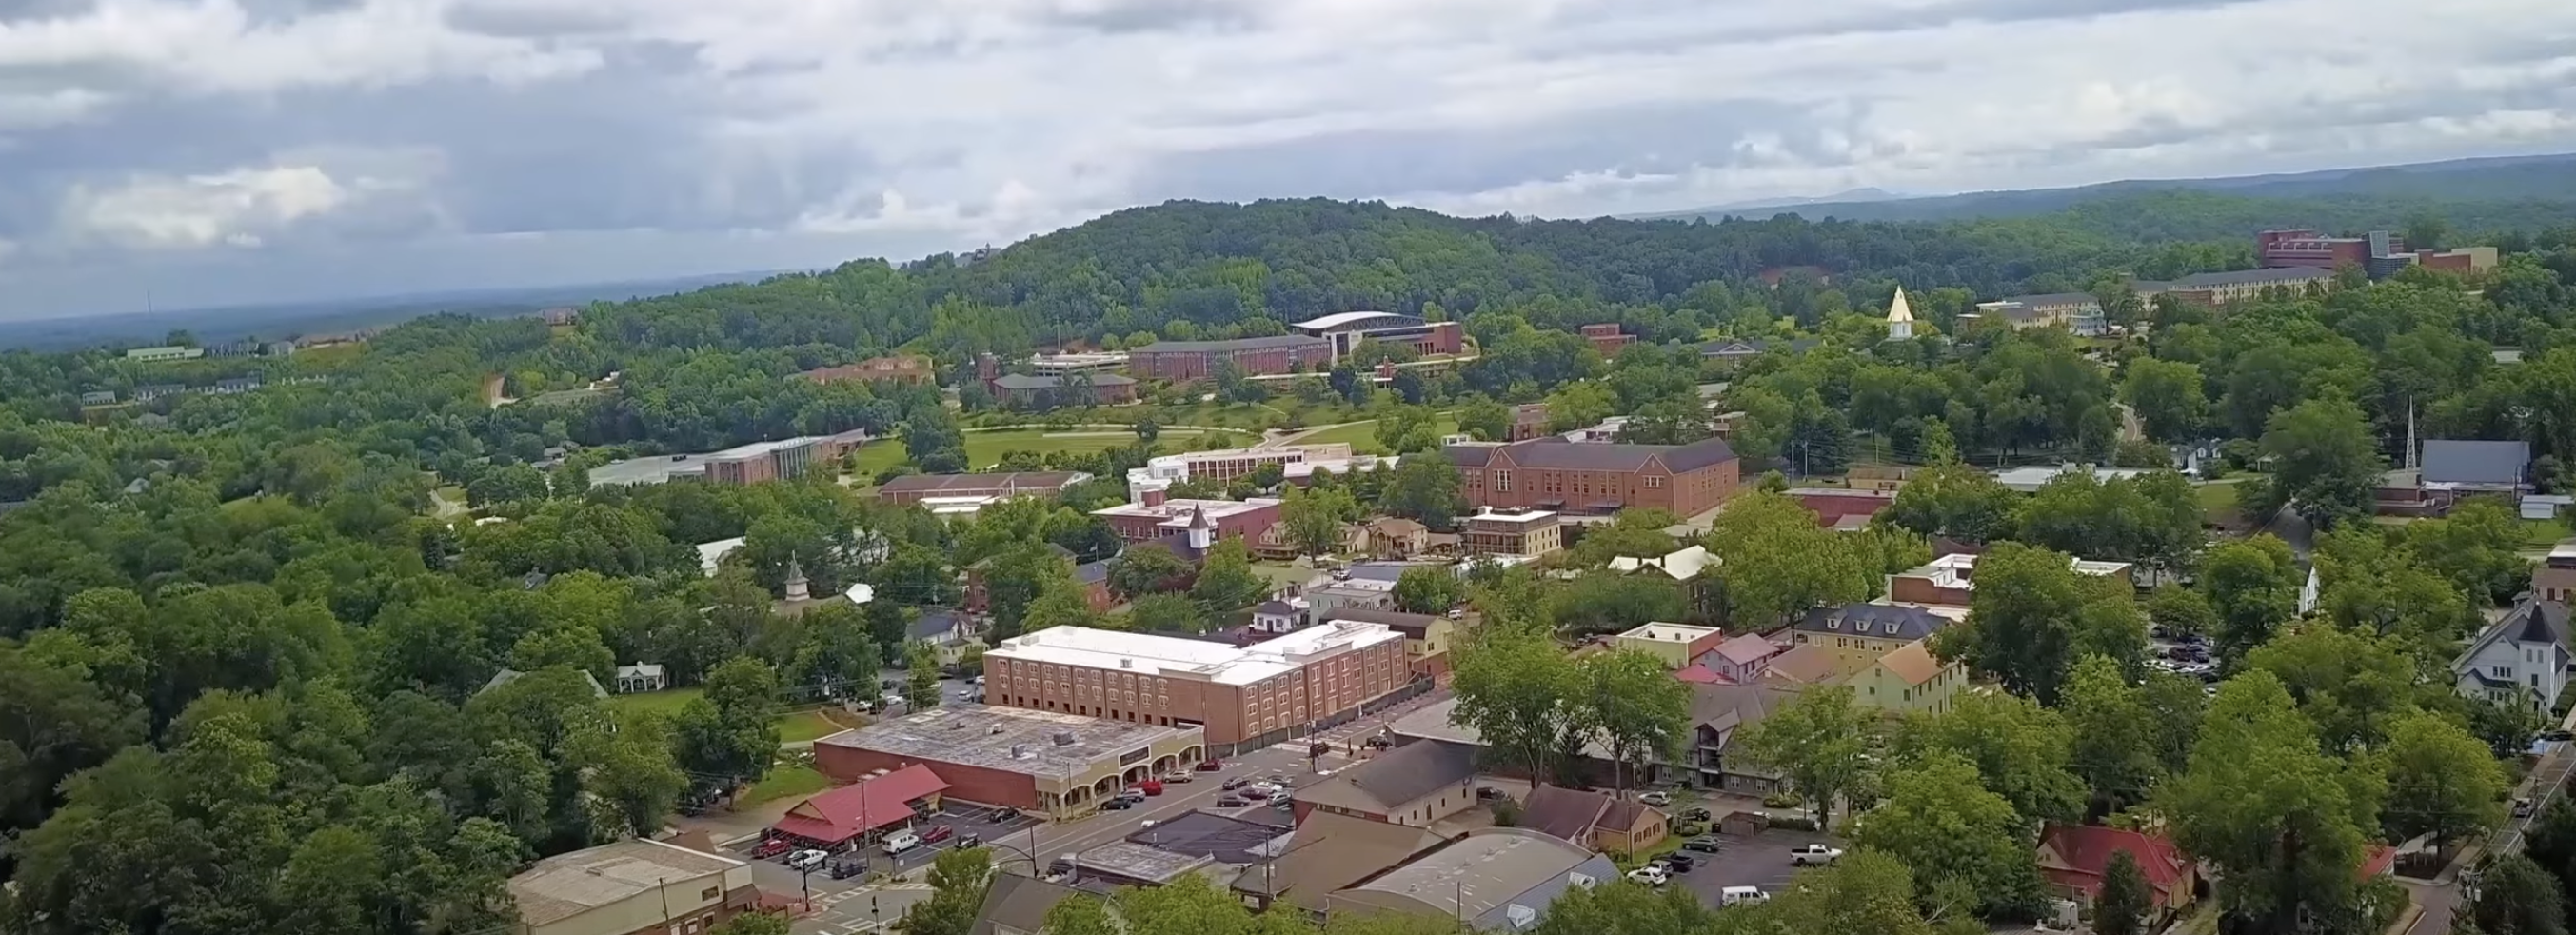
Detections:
1613,622,1726,670
1845,640,1967,717
1787,603,1958,673
1322,608,1458,681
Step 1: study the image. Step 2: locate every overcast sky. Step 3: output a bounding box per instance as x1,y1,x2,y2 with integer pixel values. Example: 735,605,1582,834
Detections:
0,0,2570,320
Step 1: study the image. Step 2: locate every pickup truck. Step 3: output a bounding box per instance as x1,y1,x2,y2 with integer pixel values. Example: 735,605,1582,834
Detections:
1788,844,1844,866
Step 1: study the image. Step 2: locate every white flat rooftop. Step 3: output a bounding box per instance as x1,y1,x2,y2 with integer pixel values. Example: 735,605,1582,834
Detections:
1094,498,1280,521
1617,622,1721,644
989,622,1403,686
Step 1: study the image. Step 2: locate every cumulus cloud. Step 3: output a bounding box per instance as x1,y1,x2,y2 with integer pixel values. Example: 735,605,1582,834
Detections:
0,0,2570,316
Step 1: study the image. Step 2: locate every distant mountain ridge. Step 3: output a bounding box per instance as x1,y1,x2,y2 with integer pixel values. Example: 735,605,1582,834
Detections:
1640,152,2576,224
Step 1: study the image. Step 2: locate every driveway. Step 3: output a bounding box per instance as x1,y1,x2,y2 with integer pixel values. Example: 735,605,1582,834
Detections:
1670,826,1847,905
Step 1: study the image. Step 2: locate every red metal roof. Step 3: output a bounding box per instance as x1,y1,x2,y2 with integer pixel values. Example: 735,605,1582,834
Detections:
2038,824,2190,900
770,764,949,845
1673,664,1734,685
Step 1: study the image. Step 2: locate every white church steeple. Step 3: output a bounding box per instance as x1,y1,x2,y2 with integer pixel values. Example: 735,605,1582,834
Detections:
1886,288,1915,341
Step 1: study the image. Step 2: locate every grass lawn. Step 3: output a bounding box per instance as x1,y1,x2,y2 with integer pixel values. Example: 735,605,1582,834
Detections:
776,708,847,744
606,686,703,718
743,763,833,805
851,427,1255,474
2194,479,2244,522
2525,517,2570,548
1297,417,1459,454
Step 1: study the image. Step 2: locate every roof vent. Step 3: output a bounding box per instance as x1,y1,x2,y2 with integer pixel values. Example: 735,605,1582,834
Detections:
1053,731,1078,746
1120,658,1133,669
1011,744,1028,759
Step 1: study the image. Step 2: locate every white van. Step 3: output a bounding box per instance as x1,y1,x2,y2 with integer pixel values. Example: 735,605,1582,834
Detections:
882,830,922,855
1720,886,1770,906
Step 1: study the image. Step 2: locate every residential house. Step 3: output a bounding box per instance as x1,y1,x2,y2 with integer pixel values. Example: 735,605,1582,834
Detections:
2453,599,2573,714
506,838,759,935
912,610,975,666
1321,827,1618,931
614,664,667,693
2036,824,2198,916
1701,633,1780,684
1516,785,1670,857
1844,640,1966,716
1789,604,1956,673
1256,520,1367,561
1071,561,1116,613
1613,623,1727,670
1253,600,1305,634
1232,809,1448,913
1292,739,1482,826
1757,644,1843,688
1321,607,1456,683
78,390,116,406
1365,518,1431,558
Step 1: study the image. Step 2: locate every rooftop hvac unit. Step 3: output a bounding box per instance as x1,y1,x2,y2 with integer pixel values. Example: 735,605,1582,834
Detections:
1053,731,1078,746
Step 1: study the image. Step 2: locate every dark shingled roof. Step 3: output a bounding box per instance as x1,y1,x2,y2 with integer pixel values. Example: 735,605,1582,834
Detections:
1135,335,1331,353
1516,785,1612,843
1293,740,1480,815
2421,439,2530,487
1793,603,1950,643
971,873,1089,935
1443,437,1737,474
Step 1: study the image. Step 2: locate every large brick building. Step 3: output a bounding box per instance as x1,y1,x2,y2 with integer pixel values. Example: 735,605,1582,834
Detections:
1445,437,1740,517
812,706,1205,817
1289,312,1466,359
1129,335,1335,382
982,621,1413,751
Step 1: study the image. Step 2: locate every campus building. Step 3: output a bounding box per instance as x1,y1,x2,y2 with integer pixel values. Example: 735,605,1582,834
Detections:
1445,437,1740,517
1128,336,1336,382
876,471,1093,506
1460,507,1563,558
1093,496,1282,545
1290,312,1466,359
506,839,757,935
981,622,1414,750
799,356,937,386
1123,444,1379,500
586,433,865,487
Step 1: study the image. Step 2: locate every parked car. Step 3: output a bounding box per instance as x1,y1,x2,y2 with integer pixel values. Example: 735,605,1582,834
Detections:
1161,772,1193,784
829,856,865,880
2516,797,2537,817
1678,806,1712,822
1626,866,1668,886
1198,759,1225,771
883,831,923,854
1139,779,1165,796
1046,855,1078,879
1683,836,1724,854
1269,789,1294,805
1271,797,1292,811
959,832,982,848
1663,853,1695,872
751,839,791,859
1218,795,1249,807
1222,777,1252,790
1476,786,1506,801
1789,844,1844,866
1362,735,1393,750
921,825,955,845
1639,791,1673,806
1118,788,1147,803
786,849,828,871
1101,798,1134,810
2548,729,2576,742
1720,886,1771,906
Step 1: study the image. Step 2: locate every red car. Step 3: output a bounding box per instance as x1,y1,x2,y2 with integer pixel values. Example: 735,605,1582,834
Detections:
1196,759,1223,771
751,839,791,859
1138,779,1165,796
921,825,955,844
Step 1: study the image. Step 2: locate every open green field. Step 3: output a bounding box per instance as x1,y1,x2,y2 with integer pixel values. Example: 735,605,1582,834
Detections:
852,427,1254,474
776,708,848,743
2524,517,2570,548
743,763,832,805
606,686,703,718
1297,417,1460,455
2194,480,2241,521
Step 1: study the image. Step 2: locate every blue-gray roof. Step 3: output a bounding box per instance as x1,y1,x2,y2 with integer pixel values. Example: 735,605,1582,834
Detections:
2422,439,2530,487
1793,603,1949,642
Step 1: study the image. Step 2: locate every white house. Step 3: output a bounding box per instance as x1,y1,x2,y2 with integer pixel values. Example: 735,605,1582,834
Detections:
2453,600,2574,714
615,663,668,694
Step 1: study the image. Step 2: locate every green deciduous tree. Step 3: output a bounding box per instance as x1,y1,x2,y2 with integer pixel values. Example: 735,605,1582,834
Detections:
2161,671,2382,935
1449,622,1580,783
1878,463,2019,545
1393,566,1466,615
2469,853,2566,935
1574,648,1694,793
1736,685,1874,828
1379,452,1465,530
1852,750,2048,919
1897,691,2086,826
2059,654,2165,815
1939,542,2146,705
2095,851,2154,935
2256,396,2384,529
1455,395,1514,443
2376,709,2507,854
1707,490,1872,628
1188,537,1267,611
2204,535,2303,664
905,641,943,709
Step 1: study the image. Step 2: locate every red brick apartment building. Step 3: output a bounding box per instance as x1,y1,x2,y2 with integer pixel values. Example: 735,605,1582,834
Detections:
801,355,937,385
1129,335,1335,382
981,622,1412,750
1446,437,1740,517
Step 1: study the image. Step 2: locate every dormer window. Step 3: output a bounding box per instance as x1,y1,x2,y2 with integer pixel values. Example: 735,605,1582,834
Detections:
1884,621,1897,635
1826,618,1840,630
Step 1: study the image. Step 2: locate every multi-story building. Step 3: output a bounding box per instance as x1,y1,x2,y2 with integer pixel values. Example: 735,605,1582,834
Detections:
1789,603,1957,673
1974,293,2107,336
800,355,937,385
123,346,204,363
812,706,1205,816
981,621,1414,749
506,838,758,935
79,390,116,406
1507,404,1553,441
1886,552,2132,607
1446,437,1740,517
1129,335,1335,382
1290,312,1466,359
2535,541,2576,604
1844,640,1967,717
587,433,863,487
876,471,1092,506
1094,496,1281,545
1613,622,1725,669
986,372,1139,408
2453,598,2574,715
2258,229,2390,270
1029,351,1131,376
1460,507,1563,558
1578,324,1635,356
1124,444,1356,500
2154,267,2336,306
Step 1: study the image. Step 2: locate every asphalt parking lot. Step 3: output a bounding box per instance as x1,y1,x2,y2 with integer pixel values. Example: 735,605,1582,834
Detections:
1669,826,1845,905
